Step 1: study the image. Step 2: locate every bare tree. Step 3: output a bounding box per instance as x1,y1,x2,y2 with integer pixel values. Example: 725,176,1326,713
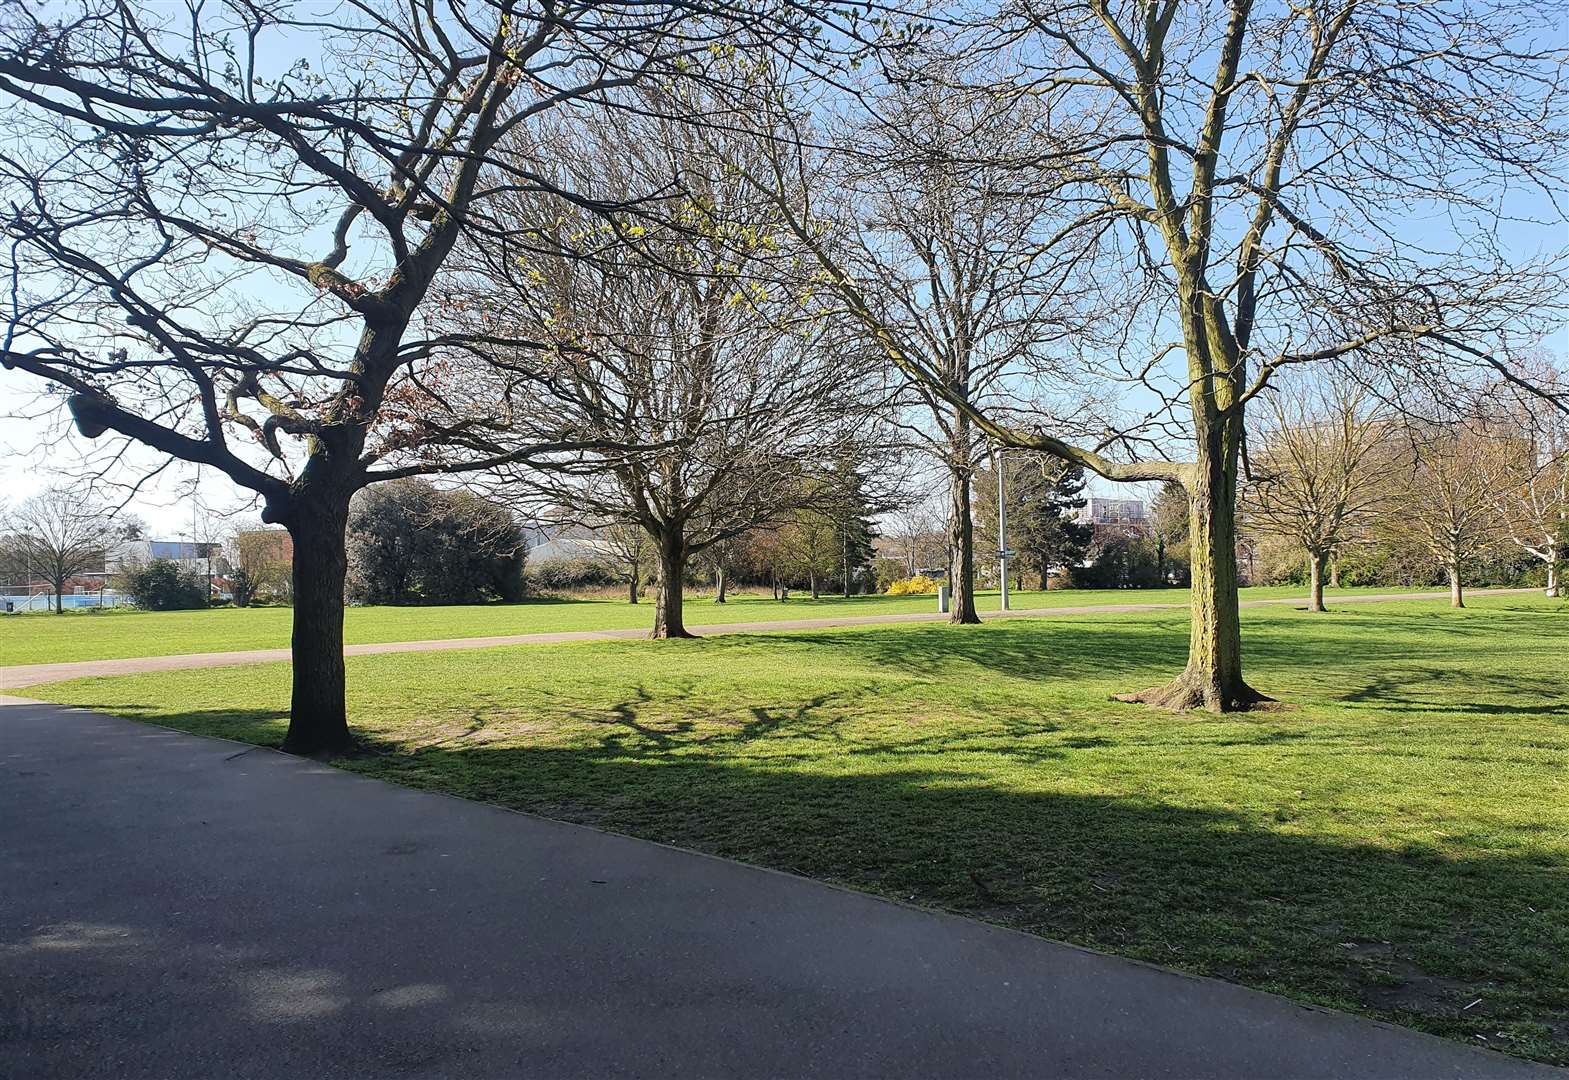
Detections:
733,76,1090,622
598,519,650,605
1,487,118,614
1243,380,1387,612
1381,421,1511,608
740,1,1566,709
449,110,882,637
1486,383,1569,597
0,0,817,750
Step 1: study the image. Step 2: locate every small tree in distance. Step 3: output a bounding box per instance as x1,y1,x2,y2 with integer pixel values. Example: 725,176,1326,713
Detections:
1,487,118,614
120,560,208,611
1380,421,1511,608
1244,382,1387,612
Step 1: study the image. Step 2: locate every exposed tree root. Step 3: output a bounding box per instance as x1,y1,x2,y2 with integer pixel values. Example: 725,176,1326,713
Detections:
1115,670,1276,712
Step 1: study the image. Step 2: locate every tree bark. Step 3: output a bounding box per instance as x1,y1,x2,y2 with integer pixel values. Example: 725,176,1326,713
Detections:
1119,427,1265,711
946,430,981,625
627,567,639,604
715,565,727,604
1307,548,1328,613
1448,561,1465,608
809,569,819,600
282,496,353,755
1547,557,1558,598
652,529,692,638
53,581,63,614
1329,550,1342,589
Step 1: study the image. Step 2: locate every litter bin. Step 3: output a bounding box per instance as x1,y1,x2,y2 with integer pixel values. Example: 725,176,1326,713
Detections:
937,585,950,614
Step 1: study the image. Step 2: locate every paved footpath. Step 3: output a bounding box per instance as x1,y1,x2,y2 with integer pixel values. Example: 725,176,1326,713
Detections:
0,588,1536,690
1,701,1559,1079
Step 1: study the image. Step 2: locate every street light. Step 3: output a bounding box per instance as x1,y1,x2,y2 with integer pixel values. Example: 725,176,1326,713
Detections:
996,445,1011,611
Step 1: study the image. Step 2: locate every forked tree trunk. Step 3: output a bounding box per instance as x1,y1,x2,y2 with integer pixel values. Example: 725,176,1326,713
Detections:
282,497,353,755
1448,562,1465,608
1119,426,1265,711
1307,548,1328,613
652,530,691,639
946,429,980,625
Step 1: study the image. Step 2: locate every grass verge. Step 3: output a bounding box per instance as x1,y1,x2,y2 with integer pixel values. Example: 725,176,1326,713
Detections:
2,583,1431,666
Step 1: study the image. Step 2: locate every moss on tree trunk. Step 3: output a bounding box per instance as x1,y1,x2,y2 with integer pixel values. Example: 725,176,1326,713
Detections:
1119,420,1266,712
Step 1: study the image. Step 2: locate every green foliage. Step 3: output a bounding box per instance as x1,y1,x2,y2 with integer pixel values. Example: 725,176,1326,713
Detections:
347,479,524,605
229,566,257,608
1072,535,1164,589
1150,481,1191,585
37,596,1569,1065
119,559,208,611
976,458,1094,587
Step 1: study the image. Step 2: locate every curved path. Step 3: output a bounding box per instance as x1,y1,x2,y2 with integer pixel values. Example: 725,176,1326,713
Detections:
1,700,1557,1078
2,588,1536,690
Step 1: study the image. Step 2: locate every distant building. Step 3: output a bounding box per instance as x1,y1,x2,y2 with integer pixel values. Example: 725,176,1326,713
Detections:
527,534,619,564
109,539,224,575
1077,498,1148,526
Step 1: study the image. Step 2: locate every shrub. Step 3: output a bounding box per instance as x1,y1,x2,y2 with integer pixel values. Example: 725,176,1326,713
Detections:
887,574,939,596
120,559,208,610
347,479,525,605
525,557,619,593
229,566,257,608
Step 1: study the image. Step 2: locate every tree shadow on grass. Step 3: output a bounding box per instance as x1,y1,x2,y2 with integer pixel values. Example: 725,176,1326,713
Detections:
52,687,1569,1065
351,741,1567,1065
755,618,1190,686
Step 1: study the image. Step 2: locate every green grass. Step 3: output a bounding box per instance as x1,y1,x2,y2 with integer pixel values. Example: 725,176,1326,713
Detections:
32,594,1569,1064
4,583,1447,666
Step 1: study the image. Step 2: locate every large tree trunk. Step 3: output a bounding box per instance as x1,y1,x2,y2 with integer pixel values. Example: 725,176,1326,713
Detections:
627,562,639,604
53,581,63,614
1120,429,1265,711
1448,561,1465,608
946,426,981,625
1329,550,1342,589
282,497,353,755
1547,557,1558,598
652,529,691,639
715,565,727,604
809,569,820,600
1307,548,1328,613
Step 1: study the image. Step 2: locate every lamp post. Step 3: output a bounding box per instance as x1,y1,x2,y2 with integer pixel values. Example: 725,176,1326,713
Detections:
996,446,1010,611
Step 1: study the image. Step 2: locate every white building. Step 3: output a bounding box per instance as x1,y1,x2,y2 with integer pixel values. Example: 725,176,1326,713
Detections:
1077,498,1148,526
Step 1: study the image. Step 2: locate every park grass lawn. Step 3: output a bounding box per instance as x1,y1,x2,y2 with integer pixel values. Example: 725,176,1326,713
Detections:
31,594,1569,1064
5,583,1447,666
